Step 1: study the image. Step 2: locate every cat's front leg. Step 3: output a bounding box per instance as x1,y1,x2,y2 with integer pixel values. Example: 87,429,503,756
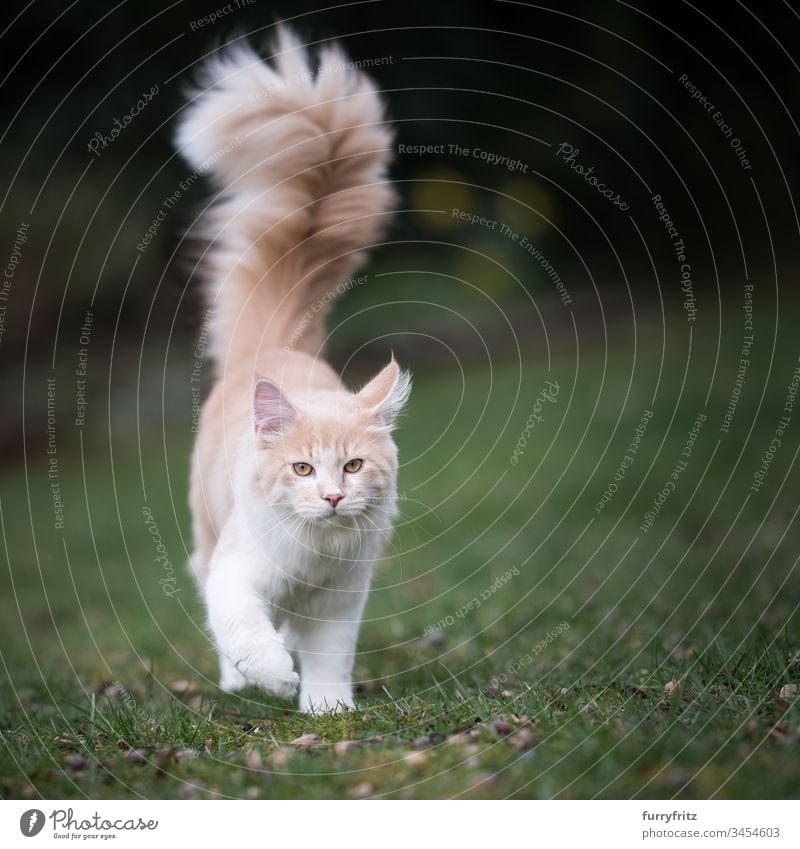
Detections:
205,553,299,700
218,654,248,693
294,584,369,713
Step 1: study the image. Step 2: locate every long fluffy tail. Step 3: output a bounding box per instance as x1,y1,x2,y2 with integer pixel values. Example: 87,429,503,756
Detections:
175,28,395,363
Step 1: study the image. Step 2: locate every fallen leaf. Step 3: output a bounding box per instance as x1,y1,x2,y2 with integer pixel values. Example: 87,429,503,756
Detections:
124,748,148,764
446,732,473,747
290,733,320,748
64,753,86,770
169,680,198,695
491,716,513,736
266,747,293,769
55,734,78,746
177,782,203,799
779,683,797,700
507,728,535,750
244,748,263,769
348,781,373,798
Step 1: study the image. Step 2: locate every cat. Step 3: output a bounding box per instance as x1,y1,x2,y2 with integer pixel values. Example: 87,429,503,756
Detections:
176,28,408,713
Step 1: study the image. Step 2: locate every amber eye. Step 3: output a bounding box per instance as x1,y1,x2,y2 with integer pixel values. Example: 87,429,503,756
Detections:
292,462,313,477
344,458,363,473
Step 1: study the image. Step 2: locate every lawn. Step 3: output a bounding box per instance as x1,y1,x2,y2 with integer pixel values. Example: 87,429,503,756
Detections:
1,304,799,800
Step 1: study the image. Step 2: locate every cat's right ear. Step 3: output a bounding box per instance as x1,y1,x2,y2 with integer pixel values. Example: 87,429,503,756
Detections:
253,379,296,437
357,357,412,429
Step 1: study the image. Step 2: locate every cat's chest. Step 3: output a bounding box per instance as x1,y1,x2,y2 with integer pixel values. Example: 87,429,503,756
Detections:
261,528,366,602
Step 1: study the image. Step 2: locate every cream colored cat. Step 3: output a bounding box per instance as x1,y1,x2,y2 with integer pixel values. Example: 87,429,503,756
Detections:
177,29,408,712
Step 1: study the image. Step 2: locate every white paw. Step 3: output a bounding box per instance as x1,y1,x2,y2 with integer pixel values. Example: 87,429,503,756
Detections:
301,689,355,714
219,659,248,693
238,643,299,700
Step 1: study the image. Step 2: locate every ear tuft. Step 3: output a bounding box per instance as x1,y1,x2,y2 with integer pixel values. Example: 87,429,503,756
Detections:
254,379,296,436
357,358,412,428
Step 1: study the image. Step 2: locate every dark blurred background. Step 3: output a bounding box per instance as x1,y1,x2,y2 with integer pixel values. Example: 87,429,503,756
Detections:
2,1,800,457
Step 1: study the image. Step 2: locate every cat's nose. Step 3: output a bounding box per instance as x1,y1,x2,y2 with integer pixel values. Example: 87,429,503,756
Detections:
322,492,344,508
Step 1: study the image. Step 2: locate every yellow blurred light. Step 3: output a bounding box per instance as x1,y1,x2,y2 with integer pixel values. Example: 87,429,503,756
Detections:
411,170,473,230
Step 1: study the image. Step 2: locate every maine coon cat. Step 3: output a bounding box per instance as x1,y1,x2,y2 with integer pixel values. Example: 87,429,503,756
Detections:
177,29,408,713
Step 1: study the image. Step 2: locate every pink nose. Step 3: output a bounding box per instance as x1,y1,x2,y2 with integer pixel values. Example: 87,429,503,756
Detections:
323,493,343,508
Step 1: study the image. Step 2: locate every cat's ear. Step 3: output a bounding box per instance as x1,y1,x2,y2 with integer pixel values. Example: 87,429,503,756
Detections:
357,358,412,428
253,379,296,436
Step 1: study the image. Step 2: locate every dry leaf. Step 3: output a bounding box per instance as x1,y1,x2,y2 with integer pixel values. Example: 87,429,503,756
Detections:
64,753,86,770
177,782,202,799
491,716,513,736
290,733,320,748
124,748,148,764
507,728,535,750
446,732,473,747
267,747,293,769
349,781,373,798
244,748,263,769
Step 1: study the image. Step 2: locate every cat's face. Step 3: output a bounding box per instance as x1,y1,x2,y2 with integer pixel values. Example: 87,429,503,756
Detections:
252,360,410,526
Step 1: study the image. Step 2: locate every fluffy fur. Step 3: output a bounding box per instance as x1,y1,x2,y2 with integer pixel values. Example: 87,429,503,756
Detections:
178,28,407,712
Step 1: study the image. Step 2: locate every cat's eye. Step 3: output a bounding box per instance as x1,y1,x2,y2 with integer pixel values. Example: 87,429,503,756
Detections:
344,458,363,473
292,462,313,476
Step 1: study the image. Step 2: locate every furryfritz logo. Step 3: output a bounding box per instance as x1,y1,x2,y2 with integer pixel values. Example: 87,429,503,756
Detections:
19,809,45,837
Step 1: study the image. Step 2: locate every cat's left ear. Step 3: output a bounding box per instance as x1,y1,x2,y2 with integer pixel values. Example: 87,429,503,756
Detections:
253,378,296,437
357,357,412,429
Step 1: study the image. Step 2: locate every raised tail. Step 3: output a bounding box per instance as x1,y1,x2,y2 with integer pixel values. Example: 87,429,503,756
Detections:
175,28,395,364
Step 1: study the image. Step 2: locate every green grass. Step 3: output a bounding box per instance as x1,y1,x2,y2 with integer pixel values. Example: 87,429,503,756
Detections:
2,309,799,799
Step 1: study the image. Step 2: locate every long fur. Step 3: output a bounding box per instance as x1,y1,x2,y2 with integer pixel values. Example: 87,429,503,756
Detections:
176,27,396,363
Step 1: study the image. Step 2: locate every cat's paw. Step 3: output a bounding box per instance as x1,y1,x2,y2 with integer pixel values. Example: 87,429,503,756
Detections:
218,657,249,693
239,644,299,700
300,689,355,714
